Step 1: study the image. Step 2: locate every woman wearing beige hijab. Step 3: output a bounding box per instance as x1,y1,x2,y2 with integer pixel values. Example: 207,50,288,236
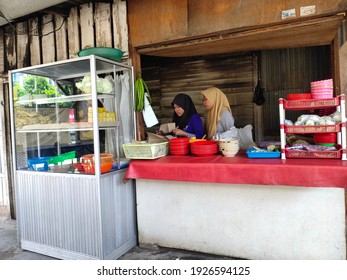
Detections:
201,87,235,139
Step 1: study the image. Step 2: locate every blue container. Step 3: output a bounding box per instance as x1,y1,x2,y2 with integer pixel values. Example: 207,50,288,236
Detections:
246,148,281,158
27,157,52,171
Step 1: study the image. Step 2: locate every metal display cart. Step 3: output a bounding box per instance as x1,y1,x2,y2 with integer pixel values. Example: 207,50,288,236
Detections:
9,55,137,259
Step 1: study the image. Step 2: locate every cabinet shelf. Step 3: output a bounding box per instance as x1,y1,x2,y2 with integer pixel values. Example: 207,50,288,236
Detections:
17,121,119,133
283,123,342,134
15,93,115,105
282,96,341,110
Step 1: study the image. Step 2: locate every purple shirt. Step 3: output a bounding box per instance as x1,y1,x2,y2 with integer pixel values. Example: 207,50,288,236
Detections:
183,113,204,139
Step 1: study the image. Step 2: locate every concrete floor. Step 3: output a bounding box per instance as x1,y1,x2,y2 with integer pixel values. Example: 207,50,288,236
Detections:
0,218,238,260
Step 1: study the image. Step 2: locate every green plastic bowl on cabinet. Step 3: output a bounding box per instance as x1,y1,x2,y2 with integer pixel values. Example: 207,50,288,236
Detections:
77,47,124,62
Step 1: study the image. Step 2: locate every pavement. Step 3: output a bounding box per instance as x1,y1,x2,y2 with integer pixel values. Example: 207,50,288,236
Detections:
0,218,239,260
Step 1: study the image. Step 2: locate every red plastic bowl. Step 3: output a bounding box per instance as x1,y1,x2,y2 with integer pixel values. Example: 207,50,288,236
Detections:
169,138,189,144
190,140,218,156
287,93,312,100
314,133,337,145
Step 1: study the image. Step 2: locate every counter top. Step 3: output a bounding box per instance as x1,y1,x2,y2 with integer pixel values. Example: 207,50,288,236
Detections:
124,152,347,188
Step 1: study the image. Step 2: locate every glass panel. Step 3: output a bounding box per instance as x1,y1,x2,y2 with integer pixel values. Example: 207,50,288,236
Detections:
11,57,133,174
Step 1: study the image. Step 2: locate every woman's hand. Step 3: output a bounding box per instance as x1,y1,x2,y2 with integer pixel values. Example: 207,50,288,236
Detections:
172,128,188,137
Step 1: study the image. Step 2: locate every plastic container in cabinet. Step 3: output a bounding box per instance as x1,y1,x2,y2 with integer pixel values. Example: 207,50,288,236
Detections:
285,145,343,159
283,123,341,134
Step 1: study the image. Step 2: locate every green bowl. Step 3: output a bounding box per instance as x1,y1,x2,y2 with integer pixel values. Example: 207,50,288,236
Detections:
77,47,124,62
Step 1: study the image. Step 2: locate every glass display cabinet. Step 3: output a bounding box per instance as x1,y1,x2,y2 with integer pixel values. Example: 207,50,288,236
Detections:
9,55,137,259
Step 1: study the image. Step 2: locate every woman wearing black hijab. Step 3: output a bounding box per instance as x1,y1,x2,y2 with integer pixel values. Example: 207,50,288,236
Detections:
171,93,204,138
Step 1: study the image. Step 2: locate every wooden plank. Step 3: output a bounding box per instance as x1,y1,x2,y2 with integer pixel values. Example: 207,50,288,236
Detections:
16,22,29,69
112,0,129,56
128,0,347,48
136,15,344,57
95,2,112,47
42,14,55,64
80,3,94,49
4,26,16,70
68,7,80,58
127,0,188,48
55,15,68,61
29,18,41,66
0,29,5,74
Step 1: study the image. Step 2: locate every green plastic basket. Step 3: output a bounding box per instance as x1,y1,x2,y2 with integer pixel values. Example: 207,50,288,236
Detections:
48,151,76,165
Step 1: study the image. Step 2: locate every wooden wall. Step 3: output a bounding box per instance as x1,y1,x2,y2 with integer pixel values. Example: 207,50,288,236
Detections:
141,53,256,133
128,0,347,48
0,1,128,73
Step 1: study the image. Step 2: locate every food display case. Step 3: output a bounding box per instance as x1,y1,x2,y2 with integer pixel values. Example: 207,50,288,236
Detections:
9,55,137,259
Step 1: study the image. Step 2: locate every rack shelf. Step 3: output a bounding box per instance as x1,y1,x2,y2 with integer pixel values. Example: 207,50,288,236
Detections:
279,95,346,160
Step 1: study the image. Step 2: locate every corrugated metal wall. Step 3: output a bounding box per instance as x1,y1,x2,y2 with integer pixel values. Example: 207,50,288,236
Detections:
261,46,331,138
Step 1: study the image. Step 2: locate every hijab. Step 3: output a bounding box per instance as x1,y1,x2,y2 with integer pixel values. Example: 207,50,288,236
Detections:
201,87,231,138
171,93,198,129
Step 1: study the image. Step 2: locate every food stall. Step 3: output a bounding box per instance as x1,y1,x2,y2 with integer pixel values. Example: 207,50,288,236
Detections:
125,94,347,260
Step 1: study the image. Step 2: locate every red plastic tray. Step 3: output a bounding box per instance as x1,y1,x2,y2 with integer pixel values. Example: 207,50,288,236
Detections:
284,123,341,134
285,145,343,159
282,97,340,110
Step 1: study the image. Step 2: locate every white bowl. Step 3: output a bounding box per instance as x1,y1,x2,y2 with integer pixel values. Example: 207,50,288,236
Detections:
222,149,239,157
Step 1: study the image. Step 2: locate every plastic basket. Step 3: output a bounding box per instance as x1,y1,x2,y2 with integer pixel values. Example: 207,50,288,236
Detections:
284,123,341,134
282,97,339,110
123,142,169,159
48,151,76,165
80,153,114,164
285,145,342,159
82,161,113,174
27,157,52,171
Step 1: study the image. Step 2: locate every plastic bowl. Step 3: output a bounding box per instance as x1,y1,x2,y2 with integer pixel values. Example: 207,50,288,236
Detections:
190,140,218,156
287,93,312,100
77,47,124,62
82,162,113,174
314,133,337,145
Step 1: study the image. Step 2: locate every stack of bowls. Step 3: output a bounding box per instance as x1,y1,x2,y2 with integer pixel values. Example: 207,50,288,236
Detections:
218,138,240,157
310,79,333,99
190,140,218,156
169,138,190,155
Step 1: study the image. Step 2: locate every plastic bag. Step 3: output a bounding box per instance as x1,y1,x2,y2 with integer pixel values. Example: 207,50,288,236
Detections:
253,81,265,106
236,125,256,150
216,125,256,150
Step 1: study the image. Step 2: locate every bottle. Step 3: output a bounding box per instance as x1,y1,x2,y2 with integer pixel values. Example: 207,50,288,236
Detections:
69,108,76,144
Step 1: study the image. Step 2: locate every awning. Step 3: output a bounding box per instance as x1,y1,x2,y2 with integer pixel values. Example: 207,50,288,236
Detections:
136,14,346,57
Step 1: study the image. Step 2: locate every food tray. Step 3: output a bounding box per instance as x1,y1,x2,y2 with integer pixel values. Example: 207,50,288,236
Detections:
246,148,281,158
123,142,169,159
285,145,343,159
282,97,339,110
283,123,341,134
